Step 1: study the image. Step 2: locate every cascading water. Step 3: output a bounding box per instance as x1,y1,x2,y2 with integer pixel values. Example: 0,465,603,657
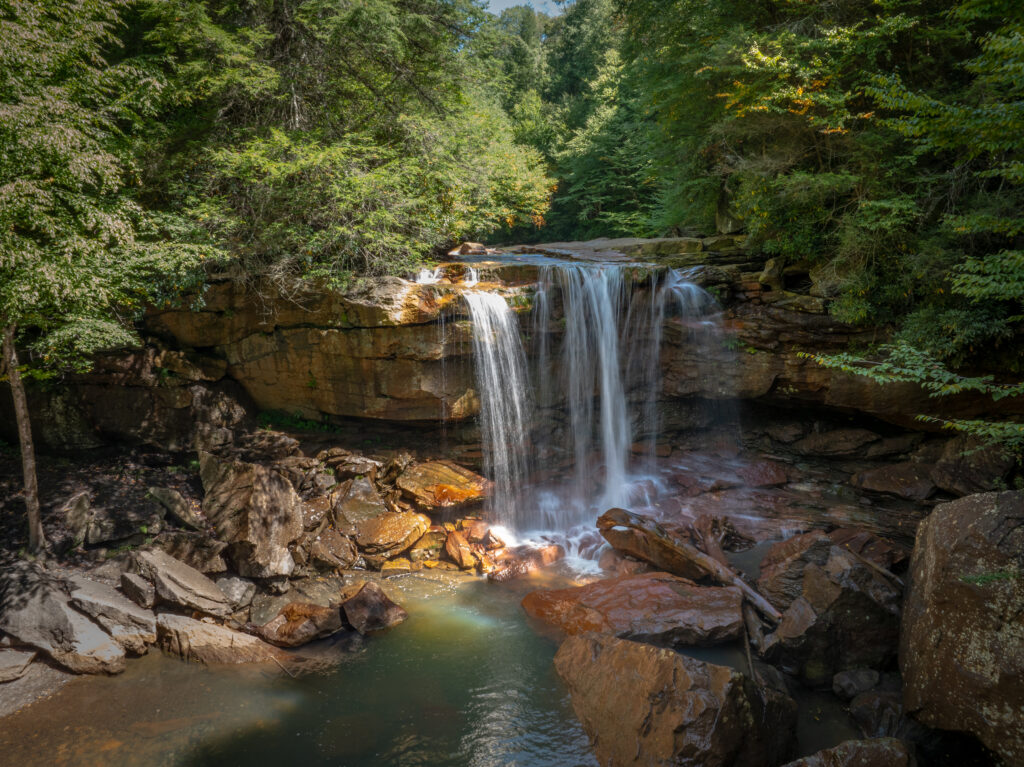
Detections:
417,267,443,284
463,262,721,541
463,291,533,530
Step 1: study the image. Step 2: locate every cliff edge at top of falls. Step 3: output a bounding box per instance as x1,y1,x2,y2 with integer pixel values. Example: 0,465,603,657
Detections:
2,236,1021,452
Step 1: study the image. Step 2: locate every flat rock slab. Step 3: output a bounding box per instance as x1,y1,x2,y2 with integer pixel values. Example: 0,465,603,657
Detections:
156,614,282,665
396,460,488,509
0,648,36,683
522,572,743,646
0,565,125,675
134,548,231,617
67,574,156,655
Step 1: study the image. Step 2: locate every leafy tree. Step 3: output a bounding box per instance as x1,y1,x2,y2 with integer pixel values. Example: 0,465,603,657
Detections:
0,0,207,552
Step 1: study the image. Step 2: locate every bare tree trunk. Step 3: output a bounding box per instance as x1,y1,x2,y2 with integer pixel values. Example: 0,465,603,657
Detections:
3,325,46,554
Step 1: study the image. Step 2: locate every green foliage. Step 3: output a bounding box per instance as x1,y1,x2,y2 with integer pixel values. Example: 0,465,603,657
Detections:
258,409,341,433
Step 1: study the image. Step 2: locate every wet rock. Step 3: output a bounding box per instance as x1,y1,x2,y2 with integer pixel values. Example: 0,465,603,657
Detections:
522,572,743,646
151,531,228,574
792,429,880,457
213,575,256,609
67,575,156,655
156,614,281,665
317,448,382,481
597,547,652,576
396,460,488,509
308,527,359,570
487,544,566,582
148,486,204,530
900,491,1024,766
120,572,156,609
780,738,914,767
334,481,430,566
827,529,906,571
332,476,388,525
763,546,902,688
301,496,333,531
554,634,797,767
340,582,408,634
408,529,446,562
257,602,344,648
133,549,232,617
758,532,833,612
832,669,880,701
199,451,304,578
0,564,125,675
737,460,789,487
445,530,478,570
380,558,414,574
851,462,936,501
929,436,1015,497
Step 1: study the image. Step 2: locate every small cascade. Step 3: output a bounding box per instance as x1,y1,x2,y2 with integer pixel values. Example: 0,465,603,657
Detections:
464,267,480,287
416,266,443,284
463,291,533,529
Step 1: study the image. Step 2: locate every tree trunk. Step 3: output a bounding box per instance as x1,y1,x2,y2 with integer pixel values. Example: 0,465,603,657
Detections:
3,325,46,553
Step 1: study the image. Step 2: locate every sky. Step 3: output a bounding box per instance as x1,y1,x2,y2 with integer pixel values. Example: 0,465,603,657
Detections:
486,0,562,15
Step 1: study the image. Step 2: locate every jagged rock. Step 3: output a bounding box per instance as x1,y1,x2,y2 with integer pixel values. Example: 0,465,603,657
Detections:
67,575,156,655
780,738,914,767
62,490,92,548
849,691,904,738
148,486,204,530
301,496,333,530
156,614,281,665
333,480,429,566
232,429,301,462
445,530,478,570
851,462,936,501
764,546,902,688
340,582,408,634
408,529,446,562
86,501,165,546
317,448,382,481
0,648,36,683
151,531,228,573
0,564,125,675
929,437,1015,497
120,572,155,609
900,491,1024,766
213,575,256,609
758,532,834,612
308,527,359,570
133,549,231,617
332,476,387,523
396,460,488,509
832,669,880,701
488,544,566,582
597,547,652,576
827,529,906,571
555,634,797,767
522,573,743,646
257,602,344,647
199,451,303,578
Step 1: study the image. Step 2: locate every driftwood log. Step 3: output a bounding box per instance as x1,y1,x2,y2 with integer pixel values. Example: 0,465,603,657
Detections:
597,508,782,623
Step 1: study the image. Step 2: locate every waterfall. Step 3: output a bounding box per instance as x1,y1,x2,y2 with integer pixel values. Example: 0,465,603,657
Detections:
464,264,720,536
417,267,443,284
464,267,479,287
463,291,532,529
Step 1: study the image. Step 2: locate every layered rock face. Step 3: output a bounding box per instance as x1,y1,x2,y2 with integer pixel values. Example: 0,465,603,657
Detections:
900,491,1024,766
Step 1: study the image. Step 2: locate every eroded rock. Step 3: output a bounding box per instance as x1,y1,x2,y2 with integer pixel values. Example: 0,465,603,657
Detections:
258,602,344,648
396,460,487,509
67,575,156,655
156,614,281,665
522,572,743,646
0,648,36,683
555,634,797,767
340,581,408,634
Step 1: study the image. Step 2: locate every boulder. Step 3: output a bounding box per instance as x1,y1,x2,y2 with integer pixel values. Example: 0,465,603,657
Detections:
522,572,743,646
334,483,430,566
445,530,478,570
86,502,165,546
929,437,1015,497
597,547,652,576
199,451,303,578
318,448,383,481
832,669,880,701
148,486,205,530
763,546,902,688
0,648,36,683
120,572,155,609
827,529,906,571
133,549,231,617
396,460,488,509
487,544,565,582
156,614,281,665
340,582,408,634
758,532,833,612
554,634,797,767
308,527,359,570
67,575,156,655
213,575,256,609
0,564,125,674
408,529,446,562
900,491,1024,766
257,602,344,648
61,490,92,548
151,531,228,573
792,429,880,457
851,462,936,501
849,691,904,738
332,476,388,524
780,738,914,767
